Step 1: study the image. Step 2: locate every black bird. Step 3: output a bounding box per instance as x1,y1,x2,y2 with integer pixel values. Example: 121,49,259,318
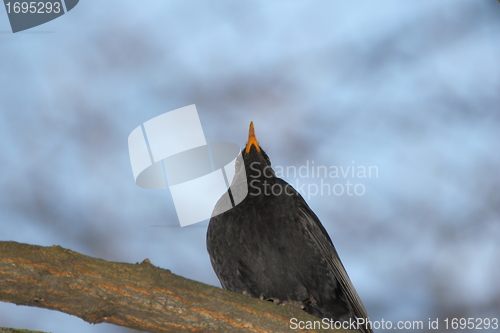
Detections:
207,122,372,333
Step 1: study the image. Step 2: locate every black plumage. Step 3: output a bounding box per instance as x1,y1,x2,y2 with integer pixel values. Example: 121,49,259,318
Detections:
207,122,372,333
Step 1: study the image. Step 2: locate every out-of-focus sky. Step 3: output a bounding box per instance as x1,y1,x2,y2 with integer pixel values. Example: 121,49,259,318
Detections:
1,1,499,332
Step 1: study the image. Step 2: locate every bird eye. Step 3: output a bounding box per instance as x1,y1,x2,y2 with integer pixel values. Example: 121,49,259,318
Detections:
235,158,242,173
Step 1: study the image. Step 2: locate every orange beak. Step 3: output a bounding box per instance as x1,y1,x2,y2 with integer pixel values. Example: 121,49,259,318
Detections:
245,122,261,153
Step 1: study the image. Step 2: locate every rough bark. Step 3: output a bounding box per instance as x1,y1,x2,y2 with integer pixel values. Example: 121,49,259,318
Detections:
0,241,350,333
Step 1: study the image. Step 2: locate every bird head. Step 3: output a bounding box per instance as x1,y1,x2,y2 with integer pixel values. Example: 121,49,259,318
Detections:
239,122,276,181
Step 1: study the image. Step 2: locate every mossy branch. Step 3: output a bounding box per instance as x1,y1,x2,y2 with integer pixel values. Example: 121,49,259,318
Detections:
0,241,349,333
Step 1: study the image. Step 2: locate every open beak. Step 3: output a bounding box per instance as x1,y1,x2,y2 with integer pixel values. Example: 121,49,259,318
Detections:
245,122,261,154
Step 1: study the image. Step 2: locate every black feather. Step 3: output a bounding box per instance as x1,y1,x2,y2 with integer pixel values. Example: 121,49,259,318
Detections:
207,125,372,333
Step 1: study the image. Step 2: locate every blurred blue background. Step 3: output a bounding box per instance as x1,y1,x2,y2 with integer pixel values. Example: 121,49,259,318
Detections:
1,1,499,332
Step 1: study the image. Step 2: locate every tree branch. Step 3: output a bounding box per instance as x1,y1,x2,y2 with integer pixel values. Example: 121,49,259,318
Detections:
0,241,345,333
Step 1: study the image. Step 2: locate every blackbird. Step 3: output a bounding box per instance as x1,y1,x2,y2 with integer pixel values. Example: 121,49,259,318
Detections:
207,122,372,333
